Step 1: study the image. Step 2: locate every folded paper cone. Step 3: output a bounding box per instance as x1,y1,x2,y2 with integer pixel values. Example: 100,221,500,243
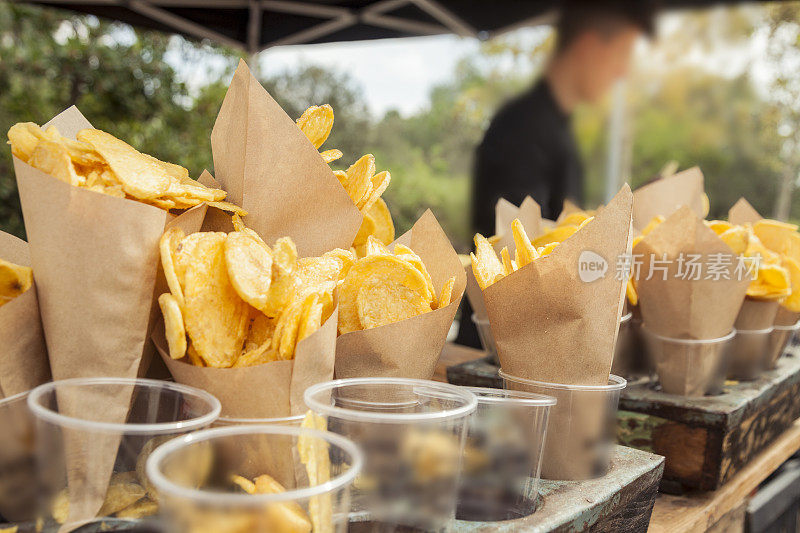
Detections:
775,306,800,327
728,197,763,226
636,206,750,340
611,313,635,378
335,210,466,380
632,167,705,232
735,298,779,331
13,106,208,525
211,59,361,257
483,185,633,386
501,370,625,480
0,232,50,398
644,328,733,396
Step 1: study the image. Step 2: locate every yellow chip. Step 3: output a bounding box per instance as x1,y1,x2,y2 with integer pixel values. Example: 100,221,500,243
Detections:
471,234,505,290
230,475,256,494
207,201,248,216
181,233,251,368
296,256,342,294
748,262,791,301
159,293,187,360
367,197,395,245
246,309,277,349
320,149,342,164
365,235,391,256
344,154,375,207
0,258,33,306
626,278,638,306
558,212,592,227
298,293,324,342
719,226,749,255
322,248,357,280
28,140,83,187
98,482,147,517
706,220,733,235
532,225,578,248
352,211,376,247
437,276,456,309
7,122,42,161
115,498,158,520
338,254,429,334
77,129,170,199
537,242,559,257
233,341,276,368
500,247,514,275
512,219,538,267
160,227,185,306
356,272,432,330
253,474,313,533
362,170,391,213
225,231,274,311
394,243,435,304
262,237,299,318
782,257,800,312
296,104,334,149
754,219,799,255
272,296,304,361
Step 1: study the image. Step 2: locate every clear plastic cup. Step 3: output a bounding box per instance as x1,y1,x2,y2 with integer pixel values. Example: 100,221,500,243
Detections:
27,377,220,530
768,321,800,369
0,391,38,529
499,370,625,481
146,424,362,533
642,327,734,396
213,414,305,427
472,313,498,365
304,378,477,532
729,328,773,380
456,387,555,522
611,312,634,378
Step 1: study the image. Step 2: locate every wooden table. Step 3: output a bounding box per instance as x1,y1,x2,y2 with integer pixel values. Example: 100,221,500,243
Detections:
648,419,800,532
434,343,487,383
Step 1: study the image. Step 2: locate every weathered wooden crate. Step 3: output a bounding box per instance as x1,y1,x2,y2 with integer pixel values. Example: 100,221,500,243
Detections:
446,354,502,388
454,445,664,533
618,352,800,493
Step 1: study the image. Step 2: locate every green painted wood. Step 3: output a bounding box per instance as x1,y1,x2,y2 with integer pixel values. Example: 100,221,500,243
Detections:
453,446,664,533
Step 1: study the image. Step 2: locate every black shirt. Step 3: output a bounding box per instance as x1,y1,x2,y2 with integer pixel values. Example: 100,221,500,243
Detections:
457,79,583,349
472,79,583,233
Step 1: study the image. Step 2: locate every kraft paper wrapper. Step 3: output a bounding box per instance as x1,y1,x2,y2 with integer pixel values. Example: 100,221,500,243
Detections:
644,331,729,396
335,210,466,380
211,59,361,258
468,197,543,320
0,232,50,399
735,298,779,331
485,185,633,386
632,166,705,232
731,298,777,380
636,206,750,340
775,306,800,326
728,197,763,226
13,106,208,528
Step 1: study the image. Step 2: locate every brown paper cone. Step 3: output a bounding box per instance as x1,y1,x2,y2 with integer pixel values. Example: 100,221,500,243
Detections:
645,333,729,396
775,306,800,326
210,59,361,258
13,106,208,525
484,185,634,386
494,196,543,252
335,210,466,380
632,166,705,232
728,197,763,226
636,206,750,340
0,232,50,398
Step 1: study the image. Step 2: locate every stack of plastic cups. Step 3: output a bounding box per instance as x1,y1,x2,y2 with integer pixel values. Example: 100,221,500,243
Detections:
27,378,221,531
642,327,734,396
472,313,498,365
0,391,38,531
304,378,477,532
499,371,625,481
729,327,774,380
213,413,305,428
146,425,363,532
456,387,555,521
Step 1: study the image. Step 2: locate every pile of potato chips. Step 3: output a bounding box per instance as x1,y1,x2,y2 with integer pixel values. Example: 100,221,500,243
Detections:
230,474,312,531
159,214,349,368
51,471,157,524
471,217,590,290
0,258,32,307
295,105,395,254
7,122,241,213
338,237,455,334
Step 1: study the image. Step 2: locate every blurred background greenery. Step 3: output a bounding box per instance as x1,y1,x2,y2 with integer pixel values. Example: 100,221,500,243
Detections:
2,2,800,251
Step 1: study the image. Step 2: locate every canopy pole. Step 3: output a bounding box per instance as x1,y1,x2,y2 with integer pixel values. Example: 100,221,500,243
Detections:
605,79,628,202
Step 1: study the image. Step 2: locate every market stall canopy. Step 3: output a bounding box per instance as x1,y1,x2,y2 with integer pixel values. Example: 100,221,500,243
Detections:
24,0,744,53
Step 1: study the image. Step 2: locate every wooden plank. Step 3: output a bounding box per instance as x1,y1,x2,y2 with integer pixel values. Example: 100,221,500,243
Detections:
455,445,665,533
648,418,800,533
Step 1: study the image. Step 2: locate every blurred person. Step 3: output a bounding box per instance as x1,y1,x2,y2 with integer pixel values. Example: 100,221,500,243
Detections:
458,1,655,348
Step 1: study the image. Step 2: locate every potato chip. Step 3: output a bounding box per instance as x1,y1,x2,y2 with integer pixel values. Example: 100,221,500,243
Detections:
262,237,299,318
537,242,559,257
28,140,83,186
357,273,432,330
298,293,323,343
207,201,248,216
366,197,395,245
626,278,639,306
115,498,158,520
230,475,256,494
181,233,251,367
344,154,375,207
394,243,435,304
782,257,800,312
7,122,41,161
365,235,391,256
299,412,332,533
719,226,749,255
754,219,799,255
273,296,304,361
706,220,733,235
362,170,391,213
250,474,314,533
160,227,186,306
323,248,356,280
512,219,538,267
558,212,592,227
186,345,206,367
0,258,32,306
642,215,665,236
320,149,342,164
77,129,170,199
333,170,348,187
748,262,791,301
296,256,341,293
437,276,456,309
500,247,514,275
471,234,505,290
353,211,376,248
234,339,276,367
159,293,187,360
225,231,274,311
532,225,578,248
296,104,334,149
339,254,429,334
